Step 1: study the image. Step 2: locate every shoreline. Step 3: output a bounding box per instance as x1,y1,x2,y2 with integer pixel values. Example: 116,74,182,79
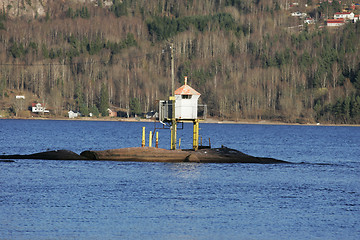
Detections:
1,116,360,127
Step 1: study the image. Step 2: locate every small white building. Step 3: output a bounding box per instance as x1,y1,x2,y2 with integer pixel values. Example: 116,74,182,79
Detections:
32,103,49,113
334,12,354,20
174,77,201,120
304,18,315,24
68,111,80,118
291,11,307,18
158,77,206,122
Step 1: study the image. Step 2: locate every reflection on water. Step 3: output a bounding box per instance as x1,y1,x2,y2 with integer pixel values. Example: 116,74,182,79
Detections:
166,162,202,179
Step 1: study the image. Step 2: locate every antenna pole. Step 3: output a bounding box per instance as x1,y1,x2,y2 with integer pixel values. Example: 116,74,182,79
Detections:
170,42,177,150
170,43,175,96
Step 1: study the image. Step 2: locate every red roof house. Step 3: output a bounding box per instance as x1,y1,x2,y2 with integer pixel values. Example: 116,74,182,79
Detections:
327,18,346,27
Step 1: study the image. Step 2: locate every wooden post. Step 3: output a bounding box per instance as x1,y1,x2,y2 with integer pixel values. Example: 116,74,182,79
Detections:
156,132,159,148
142,127,145,147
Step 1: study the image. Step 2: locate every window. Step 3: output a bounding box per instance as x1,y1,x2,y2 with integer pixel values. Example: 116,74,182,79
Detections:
182,95,192,99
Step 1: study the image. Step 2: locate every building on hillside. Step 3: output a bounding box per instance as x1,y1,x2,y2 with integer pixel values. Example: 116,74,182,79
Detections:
326,18,346,27
304,18,315,24
107,108,117,117
68,111,80,118
145,111,158,119
291,11,307,17
32,103,49,113
334,12,354,20
354,15,360,22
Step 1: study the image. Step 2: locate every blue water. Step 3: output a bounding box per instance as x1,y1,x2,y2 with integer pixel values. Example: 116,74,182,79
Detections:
0,119,359,239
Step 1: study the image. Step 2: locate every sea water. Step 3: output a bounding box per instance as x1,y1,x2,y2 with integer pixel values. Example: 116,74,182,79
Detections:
0,119,359,239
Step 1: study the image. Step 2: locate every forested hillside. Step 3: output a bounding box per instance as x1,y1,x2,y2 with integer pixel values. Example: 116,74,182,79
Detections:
1,0,360,123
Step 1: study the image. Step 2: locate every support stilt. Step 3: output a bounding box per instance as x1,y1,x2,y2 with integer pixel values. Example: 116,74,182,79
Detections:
156,132,159,148
171,119,177,150
142,127,145,147
149,131,152,147
193,119,199,150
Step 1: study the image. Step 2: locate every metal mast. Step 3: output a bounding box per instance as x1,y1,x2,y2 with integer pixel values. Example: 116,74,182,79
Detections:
170,43,176,150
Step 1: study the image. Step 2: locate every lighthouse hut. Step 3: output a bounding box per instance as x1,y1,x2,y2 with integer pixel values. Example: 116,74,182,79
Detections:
174,77,201,120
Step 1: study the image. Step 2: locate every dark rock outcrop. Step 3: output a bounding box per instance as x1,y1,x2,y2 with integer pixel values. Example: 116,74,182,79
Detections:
0,150,88,160
184,147,288,164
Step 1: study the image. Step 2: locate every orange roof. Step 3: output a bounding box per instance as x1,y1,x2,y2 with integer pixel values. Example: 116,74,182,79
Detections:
174,84,200,95
327,19,345,23
335,12,352,15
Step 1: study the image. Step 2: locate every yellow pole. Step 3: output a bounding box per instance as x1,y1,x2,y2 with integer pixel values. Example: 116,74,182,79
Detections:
149,131,152,147
193,119,199,150
179,138,181,149
156,132,159,148
142,127,145,147
193,121,196,150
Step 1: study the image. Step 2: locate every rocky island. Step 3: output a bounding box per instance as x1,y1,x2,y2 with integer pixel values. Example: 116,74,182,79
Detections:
0,146,288,164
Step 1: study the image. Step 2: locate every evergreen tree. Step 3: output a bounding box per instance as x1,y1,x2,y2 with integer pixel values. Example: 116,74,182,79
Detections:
89,105,100,117
112,0,128,17
130,98,142,116
351,96,360,119
0,20,5,30
99,83,109,117
79,103,89,117
354,70,360,90
343,97,351,123
74,84,83,112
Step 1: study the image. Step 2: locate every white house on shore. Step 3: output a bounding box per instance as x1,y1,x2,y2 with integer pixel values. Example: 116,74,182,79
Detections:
68,111,81,118
32,103,49,113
